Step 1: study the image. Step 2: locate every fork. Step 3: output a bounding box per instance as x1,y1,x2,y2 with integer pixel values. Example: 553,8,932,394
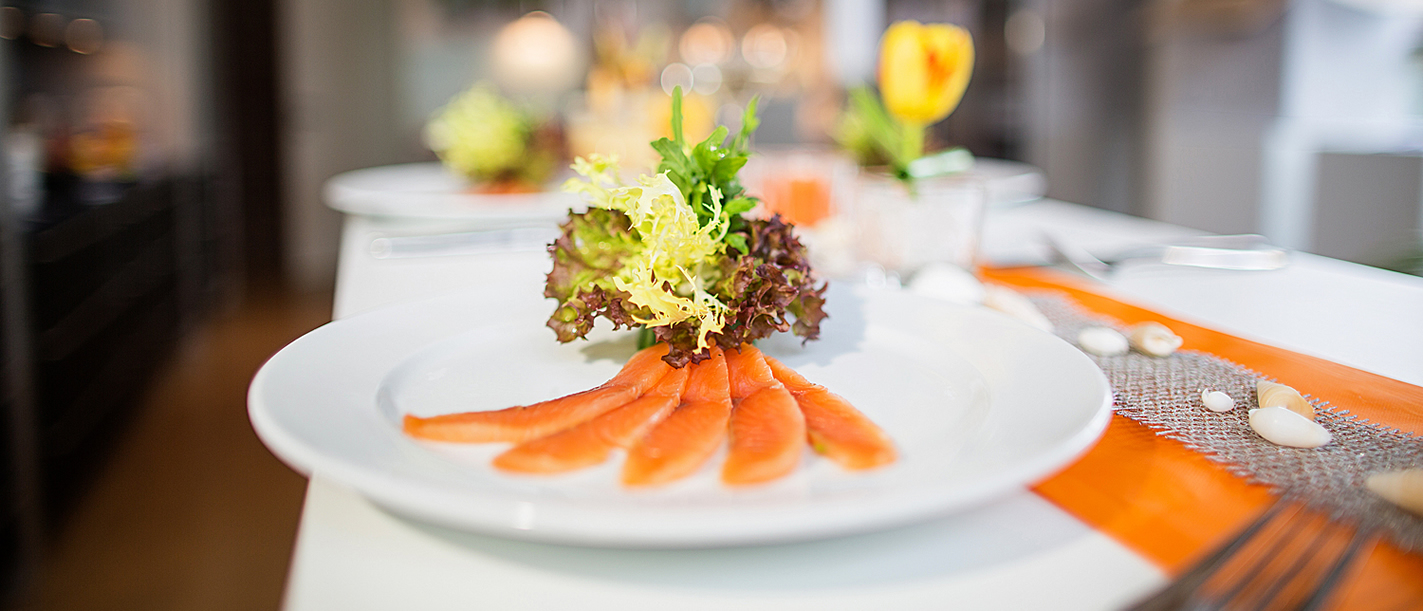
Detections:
1043,233,1289,280
1127,497,1375,611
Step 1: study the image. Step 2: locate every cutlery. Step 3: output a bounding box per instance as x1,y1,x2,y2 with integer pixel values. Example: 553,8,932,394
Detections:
1044,234,1289,280
1128,497,1372,611
368,226,560,259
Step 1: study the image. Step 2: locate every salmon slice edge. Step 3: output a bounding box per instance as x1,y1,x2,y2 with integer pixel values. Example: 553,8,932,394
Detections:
402,344,674,443
622,349,732,487
491,367,691,474
720,345,806,486
763,354,897,470
721,385,805,486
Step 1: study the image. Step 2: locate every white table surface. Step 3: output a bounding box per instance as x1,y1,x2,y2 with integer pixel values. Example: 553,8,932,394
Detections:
279,199,1423,610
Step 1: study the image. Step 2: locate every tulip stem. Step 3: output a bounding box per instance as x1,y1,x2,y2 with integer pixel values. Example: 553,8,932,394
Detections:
901,124,925,171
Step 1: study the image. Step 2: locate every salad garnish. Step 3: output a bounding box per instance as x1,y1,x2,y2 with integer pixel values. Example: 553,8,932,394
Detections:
547,88,827,367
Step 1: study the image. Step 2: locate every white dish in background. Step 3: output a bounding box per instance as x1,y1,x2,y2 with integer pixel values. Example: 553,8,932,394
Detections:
324,162,583,222
970,158,1047,207
248,284,1111,548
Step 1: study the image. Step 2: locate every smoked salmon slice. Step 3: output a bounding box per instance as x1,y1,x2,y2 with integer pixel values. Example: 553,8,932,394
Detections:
721,345,805,486
492,366,690,474
622,349,732,487
764,355,896,470
402,344,673,443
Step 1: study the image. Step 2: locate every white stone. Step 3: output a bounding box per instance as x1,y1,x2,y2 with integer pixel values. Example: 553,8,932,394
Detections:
1366,470,1423,517
908,263,985,306
1077,327,1129,356
1256,379,1314,420
1248,406,1332,448
982,285,1053,333
1128,322,1183,357
1201,389,1235,412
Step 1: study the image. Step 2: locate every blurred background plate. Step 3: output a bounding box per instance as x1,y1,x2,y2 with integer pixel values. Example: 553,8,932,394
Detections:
324,162,584,222
970,158,1047,208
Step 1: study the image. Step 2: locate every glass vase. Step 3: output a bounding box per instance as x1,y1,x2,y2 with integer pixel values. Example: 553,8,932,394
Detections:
852,171,987,276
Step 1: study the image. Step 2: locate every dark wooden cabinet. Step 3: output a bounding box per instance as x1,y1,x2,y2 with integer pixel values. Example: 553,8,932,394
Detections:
0,175,221,601
1,1,231,603
25,181,200,513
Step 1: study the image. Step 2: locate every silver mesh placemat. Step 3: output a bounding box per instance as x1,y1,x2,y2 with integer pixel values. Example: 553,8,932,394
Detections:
1026,292,1423,553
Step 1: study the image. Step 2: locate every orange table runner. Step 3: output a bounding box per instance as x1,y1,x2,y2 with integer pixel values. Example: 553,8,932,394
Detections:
982,266,1423,610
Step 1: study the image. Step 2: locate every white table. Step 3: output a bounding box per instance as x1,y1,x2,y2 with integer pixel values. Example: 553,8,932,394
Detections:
279,199,1423,610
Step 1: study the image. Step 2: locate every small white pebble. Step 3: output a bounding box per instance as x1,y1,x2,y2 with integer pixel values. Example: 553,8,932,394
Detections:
1201,389,1235,413
1128,322,1183,357
908,263,985,306
1077,327,1128,356
1257,380,1314,420
1248,406,1331,448
982,285,1053,333
1366,470,1423,517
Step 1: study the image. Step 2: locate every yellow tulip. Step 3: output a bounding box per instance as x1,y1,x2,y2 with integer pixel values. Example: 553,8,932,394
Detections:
878,21,974,126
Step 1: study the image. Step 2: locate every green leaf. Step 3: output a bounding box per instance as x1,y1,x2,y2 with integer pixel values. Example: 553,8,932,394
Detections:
905,147,974,179
724,197,756,216
710,155,748,188
696,125,729,152
731,96,760,153
651,138,691,174
724,233,748,255
849,88,900,164
671,86,685,147
844,86,930,188
650,138,695,199
692,126,730,170
728,214,747,233
689,188,706,221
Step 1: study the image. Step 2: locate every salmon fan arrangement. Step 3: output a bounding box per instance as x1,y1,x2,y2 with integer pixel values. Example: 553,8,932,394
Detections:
400,88,896,486
402,344,895,486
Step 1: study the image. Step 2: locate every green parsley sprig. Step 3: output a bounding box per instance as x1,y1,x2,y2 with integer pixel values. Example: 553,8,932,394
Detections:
651,89,760,254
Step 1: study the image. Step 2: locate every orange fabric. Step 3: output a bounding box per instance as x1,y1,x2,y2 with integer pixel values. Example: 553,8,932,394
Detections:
1032,414,1277,571
981,266,1423,609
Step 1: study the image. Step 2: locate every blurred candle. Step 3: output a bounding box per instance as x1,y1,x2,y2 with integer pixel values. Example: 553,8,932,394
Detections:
492,11,582,95
65,18,103,54
742,24,789,69
0,7,24,40
30,12,63,47
679,19,734,65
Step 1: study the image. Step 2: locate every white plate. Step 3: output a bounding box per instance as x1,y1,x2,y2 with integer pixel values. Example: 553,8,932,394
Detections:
324,162,584,221
971,158,1047,207
248,285,1111,548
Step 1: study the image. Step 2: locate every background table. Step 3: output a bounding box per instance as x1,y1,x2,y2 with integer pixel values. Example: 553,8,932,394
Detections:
278,199,1423,610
